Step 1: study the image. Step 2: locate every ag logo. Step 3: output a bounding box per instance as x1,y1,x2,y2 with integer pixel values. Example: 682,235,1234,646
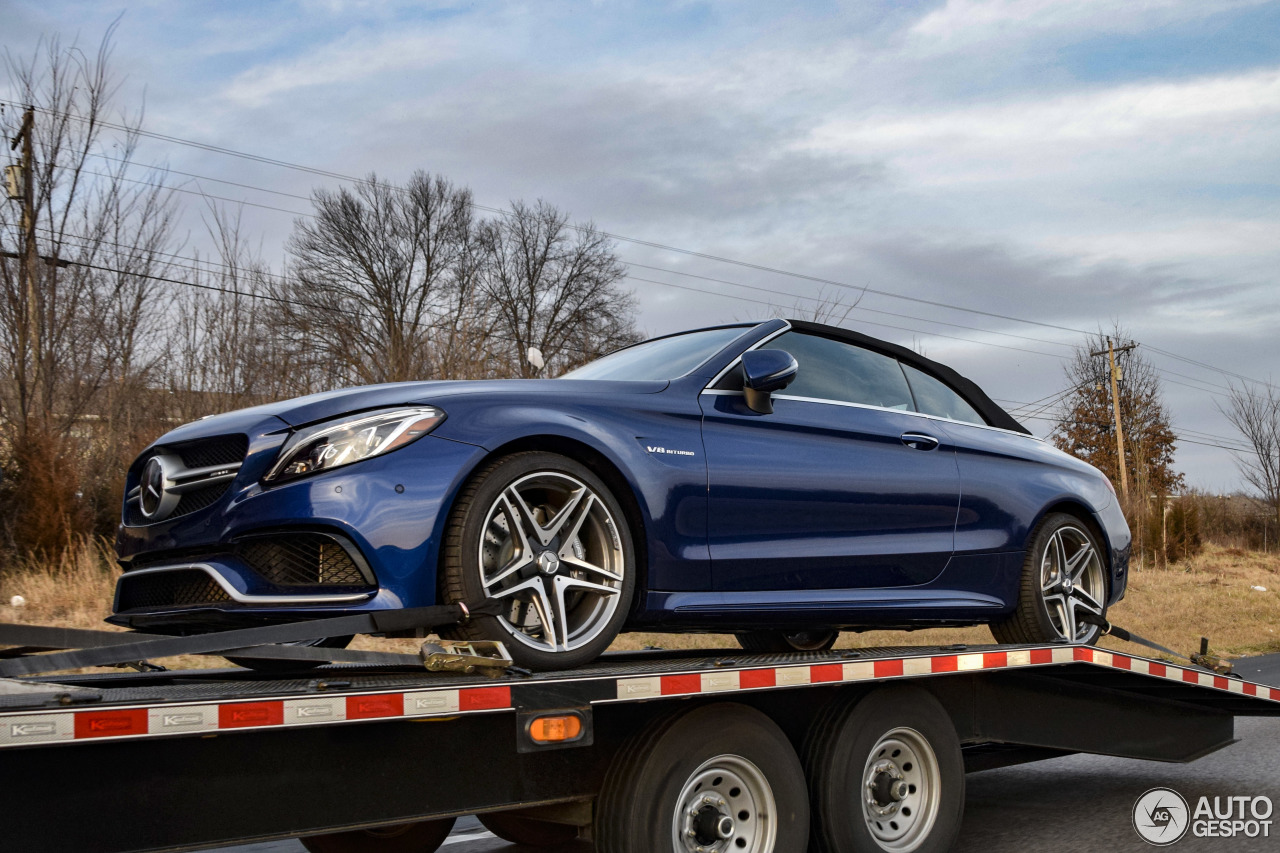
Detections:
1134,787,1190,845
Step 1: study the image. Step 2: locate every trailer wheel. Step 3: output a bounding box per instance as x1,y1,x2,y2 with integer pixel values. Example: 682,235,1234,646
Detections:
596,702,808,853
298,817,455,853
806,686,962,853
736,630,838,652
477,811,579,846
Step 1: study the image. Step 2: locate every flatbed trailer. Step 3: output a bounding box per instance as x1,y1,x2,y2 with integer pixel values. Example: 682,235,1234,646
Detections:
2,628,1279,853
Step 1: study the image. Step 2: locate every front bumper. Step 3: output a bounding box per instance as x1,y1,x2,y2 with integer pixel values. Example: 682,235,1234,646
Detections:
113,424,487,630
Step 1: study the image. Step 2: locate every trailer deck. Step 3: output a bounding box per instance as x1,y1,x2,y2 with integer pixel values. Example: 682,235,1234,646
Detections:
2,636,1278,853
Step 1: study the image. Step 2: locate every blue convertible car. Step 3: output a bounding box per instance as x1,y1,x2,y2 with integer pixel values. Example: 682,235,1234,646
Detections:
112,319,1130,669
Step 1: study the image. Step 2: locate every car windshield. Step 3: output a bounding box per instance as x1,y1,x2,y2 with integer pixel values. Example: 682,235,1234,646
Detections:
561,326,750,381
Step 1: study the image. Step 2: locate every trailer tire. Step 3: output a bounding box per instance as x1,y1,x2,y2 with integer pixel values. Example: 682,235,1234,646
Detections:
805,686,963,853
596,702,808,853
298,817,456,853
477,811,578,846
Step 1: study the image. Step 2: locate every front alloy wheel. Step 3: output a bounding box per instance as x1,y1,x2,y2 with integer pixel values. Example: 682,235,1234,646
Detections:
442,452,635,670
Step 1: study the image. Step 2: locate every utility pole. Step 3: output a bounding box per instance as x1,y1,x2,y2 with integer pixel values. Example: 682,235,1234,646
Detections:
1091,337,1138,501
9,106,39,424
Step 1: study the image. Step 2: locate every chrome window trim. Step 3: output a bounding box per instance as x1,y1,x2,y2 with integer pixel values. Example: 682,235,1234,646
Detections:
702,321,792,389
121,563,377,605
700,390,1043,441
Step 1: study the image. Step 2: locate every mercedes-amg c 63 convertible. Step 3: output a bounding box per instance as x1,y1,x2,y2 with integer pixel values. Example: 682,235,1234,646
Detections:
111,319,1130,669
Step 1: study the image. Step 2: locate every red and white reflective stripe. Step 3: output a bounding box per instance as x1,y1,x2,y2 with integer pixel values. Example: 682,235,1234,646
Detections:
612,646,1280,704
1,648,1276,751
0,685,512,749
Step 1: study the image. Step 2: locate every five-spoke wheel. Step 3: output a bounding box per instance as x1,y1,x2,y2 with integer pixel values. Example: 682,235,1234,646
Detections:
441,452,635,670
992,512,1109,645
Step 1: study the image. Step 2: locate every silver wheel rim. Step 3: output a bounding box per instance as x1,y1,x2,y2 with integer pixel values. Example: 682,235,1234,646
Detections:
862,727,940,852
673,754,777,853
478,471,624,653
1039,524,1106,642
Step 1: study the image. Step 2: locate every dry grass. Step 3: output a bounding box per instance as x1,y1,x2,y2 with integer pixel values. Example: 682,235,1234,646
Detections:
3,542,1278,675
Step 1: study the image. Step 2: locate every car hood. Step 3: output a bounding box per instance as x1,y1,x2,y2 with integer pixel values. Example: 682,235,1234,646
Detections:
187,378,670,431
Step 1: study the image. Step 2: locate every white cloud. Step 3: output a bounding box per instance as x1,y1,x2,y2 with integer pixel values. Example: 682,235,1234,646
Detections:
908,0,1266,51
222,28,467,107
802,67,1280,157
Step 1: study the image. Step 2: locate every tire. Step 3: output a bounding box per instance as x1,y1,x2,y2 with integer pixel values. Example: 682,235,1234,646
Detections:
299,817,456,853
595,703,809,853
805,686,963,853
225,635,354,671
477,811,579,846
736,630,838,653
990,512,1109,645
441,451,636,671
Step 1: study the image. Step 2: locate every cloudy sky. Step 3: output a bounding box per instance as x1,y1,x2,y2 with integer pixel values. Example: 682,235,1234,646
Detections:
4,1,1279,492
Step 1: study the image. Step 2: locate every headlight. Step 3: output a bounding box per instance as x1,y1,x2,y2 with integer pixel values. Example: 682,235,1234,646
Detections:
264,406,446,484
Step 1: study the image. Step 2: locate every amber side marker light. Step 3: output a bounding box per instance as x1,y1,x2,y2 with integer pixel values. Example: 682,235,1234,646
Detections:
528,714,583,744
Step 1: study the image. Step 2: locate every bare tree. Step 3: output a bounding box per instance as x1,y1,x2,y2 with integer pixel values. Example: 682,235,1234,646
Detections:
280,172,476,385
0,28,179,552
477,200,637,377
1221,382,1280,528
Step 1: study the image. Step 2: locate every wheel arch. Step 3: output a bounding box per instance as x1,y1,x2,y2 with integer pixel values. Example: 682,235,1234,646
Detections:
1032,499,1114,594
438,433,651,619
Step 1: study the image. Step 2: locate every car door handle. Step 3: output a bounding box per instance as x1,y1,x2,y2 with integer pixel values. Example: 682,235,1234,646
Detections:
901,432,940,451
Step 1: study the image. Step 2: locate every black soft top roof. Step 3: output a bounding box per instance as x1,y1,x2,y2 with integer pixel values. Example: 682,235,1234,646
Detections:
786,319,1030,435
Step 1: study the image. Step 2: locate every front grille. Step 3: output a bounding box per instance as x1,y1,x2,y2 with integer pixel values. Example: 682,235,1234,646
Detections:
125,434,249,526
117,569,233,611
236,532,372,587
178,435,249,469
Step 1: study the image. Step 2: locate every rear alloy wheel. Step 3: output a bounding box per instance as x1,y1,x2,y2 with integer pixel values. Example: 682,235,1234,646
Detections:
991,512,1108,645
299,817,456,853
736,630,838,653
442,452,635,670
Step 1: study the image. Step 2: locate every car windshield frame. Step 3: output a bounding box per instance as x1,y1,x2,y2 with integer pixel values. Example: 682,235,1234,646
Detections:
560,325,753,382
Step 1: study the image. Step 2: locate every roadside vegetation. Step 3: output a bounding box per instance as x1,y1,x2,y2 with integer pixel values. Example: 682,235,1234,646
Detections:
1,537,1277,673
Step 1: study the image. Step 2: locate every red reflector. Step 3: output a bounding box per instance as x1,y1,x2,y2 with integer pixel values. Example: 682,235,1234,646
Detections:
459,686,510,711
1243,682,1257,696
1074,647,1093,662
930,656,958,673
811,664,842,682
1182,669,1199,684
1112,654,1131,670
1149,663,1166,677
1214,677,1229,691
1029,648,1053,665
660,674,701,695
219,702,284,729
347,694,401,720
75,709,147,739
874,659,903,678
982,652,1007,669
739,668,776,689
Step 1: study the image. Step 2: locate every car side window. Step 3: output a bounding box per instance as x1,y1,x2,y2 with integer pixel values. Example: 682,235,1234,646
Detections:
760,331,916,410
901,364,988,426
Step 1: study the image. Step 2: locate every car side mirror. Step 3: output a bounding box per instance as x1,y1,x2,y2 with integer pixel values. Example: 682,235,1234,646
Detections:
740,349,798,414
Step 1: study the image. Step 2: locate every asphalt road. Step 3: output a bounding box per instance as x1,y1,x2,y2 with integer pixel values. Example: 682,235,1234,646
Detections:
220,654,1280,853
